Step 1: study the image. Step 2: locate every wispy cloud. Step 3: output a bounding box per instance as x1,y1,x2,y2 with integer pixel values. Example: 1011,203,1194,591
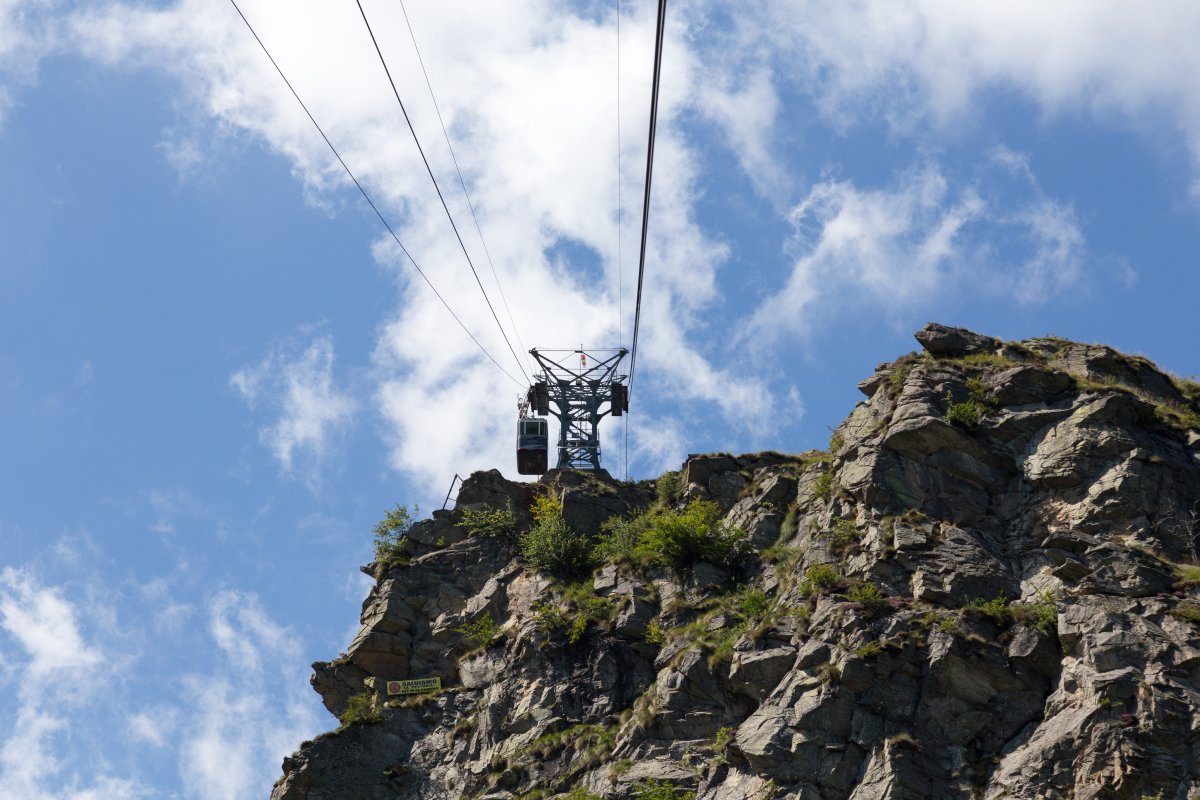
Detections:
177,590,320,800
743,159,1085,347
0,569,145,800
747,1,1200,175
232,332,355,483
0,564,323,800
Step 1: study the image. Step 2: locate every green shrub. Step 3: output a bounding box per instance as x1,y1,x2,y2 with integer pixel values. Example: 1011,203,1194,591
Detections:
531,493,563,525
594,513,649,564
372,503,415,563
1175,563,1200,585
846,581,890,618
532,601,569,633
520,516,595,578
713,725,734,751
853,640,885,659
813,471,834,500
636,500,747,571
945,378,999,427
738,587,771,620
632,780,696,800
828,517,859,547
339,691,382,728
1170,602,1200,625
829,434,845,455
644,619,666,645
563,788,604,800
1010,599,1057,633
1156,402,1200,431
656,470,682,505
457,613,501,646
799,563,842,596
890,363,912,394
945,395,984,427
460,503,516,540
963,595,1011,624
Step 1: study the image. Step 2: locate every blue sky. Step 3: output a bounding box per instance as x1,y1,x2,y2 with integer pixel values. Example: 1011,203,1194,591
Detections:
2,1,1199,797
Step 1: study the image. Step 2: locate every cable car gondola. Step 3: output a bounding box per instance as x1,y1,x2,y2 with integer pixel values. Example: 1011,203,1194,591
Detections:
516,416,548,475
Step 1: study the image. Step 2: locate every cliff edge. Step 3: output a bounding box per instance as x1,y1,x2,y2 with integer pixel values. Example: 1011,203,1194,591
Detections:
271,324,1200,800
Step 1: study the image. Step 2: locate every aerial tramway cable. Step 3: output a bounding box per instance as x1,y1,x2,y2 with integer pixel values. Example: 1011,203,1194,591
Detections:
616,0,629,480
626,0,668,400
227,0,524,388
353,0,531,387
396,0,535,379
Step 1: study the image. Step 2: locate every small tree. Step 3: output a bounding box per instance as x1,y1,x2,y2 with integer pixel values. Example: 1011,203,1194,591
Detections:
373,503,415,564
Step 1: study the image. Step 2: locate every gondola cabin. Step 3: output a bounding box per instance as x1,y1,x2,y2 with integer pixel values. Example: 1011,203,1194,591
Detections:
516,417,548,475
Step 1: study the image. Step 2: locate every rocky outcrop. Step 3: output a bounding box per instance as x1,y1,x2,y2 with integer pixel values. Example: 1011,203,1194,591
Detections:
271,324,1200,800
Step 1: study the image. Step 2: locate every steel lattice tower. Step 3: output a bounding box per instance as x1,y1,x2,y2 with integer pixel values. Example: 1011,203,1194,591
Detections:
527,348,628,470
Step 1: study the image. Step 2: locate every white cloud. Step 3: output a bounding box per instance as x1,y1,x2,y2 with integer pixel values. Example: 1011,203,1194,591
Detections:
0,570,148,800
127,708,179,749
0,0,60,124
745,160,1085,346
232,332,355,481
21,0,783,492
0,568,102,676
749,1,1200,170
178,591,320,800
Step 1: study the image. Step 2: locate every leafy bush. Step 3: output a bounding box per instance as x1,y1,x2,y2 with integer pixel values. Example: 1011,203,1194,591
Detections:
738,587,771,620
594,513,649,564
813,471,834,500
890,363,913,394
373,503,415,564
961,593,1057,632
656,470,682,505
945,395,984,426
460,502,516,540
845,581,890,618
632,780,696,800
457,613,501,647
853,640,885,659
944,377,998,427
533,600,593,644
564,788,604,800
799,563,842,596
1010,599,1057,633
644,619,666,645
636,500,747,571
531,493,564,525
520,515,595,578
828,517,859,547
339,691,382,728
963,595,1011,624
713,725,734,751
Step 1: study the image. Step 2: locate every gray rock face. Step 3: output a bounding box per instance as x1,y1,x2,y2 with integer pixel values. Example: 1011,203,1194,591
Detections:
271,326,1200,800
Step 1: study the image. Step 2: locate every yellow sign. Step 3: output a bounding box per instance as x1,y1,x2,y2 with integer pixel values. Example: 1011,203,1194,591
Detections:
386,677,442,696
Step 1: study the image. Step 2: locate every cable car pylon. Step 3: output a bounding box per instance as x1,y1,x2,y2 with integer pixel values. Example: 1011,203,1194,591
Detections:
517,348,629,474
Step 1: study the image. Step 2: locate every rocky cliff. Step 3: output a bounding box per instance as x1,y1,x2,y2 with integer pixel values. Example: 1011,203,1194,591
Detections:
271,324,1200,800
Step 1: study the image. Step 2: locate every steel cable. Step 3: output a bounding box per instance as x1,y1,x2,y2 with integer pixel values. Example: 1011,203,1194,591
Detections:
228,0,524,387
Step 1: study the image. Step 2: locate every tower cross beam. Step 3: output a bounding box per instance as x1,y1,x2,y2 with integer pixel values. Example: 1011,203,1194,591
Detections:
528,347,628,471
